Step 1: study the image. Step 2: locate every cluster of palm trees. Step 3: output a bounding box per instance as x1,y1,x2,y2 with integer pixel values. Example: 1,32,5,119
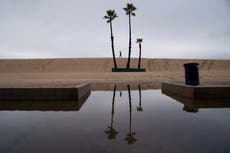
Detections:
104,3,143,69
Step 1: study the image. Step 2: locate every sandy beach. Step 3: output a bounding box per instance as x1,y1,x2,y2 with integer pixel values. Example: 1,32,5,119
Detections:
0,58,229,88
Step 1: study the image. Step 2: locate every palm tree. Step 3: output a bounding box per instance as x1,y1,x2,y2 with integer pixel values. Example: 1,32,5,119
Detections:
123,3,137,69
136,38,143,69
104,10,118,69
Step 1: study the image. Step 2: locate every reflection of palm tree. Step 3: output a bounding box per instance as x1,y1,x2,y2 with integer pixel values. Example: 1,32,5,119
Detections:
125,85,137,144
123,3,137,68
136,38,143,69
104,10,118,69
105,85,118,139
136,85,143,111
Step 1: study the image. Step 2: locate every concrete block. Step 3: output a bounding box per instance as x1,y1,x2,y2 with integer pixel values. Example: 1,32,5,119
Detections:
161,82,230,112
0,83,91,101
161,82,230,100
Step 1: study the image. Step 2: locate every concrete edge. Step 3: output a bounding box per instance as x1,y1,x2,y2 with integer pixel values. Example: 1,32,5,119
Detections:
0,83,91,101
161,82,230,100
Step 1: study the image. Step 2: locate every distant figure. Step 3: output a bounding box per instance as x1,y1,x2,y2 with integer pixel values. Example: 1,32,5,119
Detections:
119,51,122,58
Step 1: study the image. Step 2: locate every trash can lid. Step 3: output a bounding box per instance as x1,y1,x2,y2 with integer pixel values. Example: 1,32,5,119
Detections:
183,63,199,67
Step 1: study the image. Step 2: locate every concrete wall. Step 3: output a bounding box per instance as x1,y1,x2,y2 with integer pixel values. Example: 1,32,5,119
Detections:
161,82,230,100
0,83,91,101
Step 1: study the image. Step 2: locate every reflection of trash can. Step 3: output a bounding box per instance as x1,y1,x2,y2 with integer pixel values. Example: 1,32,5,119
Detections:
183,63,199,86
183,106,199,113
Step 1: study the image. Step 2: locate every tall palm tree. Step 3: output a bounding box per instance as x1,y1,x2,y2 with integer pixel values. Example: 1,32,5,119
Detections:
136,38,143,69
123,3,137,69
104,10,118,69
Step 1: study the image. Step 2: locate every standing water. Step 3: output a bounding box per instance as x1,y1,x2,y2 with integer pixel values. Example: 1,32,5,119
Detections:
0,84,229,153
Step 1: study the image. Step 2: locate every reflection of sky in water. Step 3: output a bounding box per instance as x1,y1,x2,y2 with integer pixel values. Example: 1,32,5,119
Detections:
0,90,229,153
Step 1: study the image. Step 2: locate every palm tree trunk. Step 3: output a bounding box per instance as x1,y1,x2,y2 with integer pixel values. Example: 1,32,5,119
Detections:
126,14,132,68
137,43,141,69
110,22,117,69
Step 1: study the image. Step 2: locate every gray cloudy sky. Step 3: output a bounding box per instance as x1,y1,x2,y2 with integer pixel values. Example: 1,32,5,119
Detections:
0,0,230,59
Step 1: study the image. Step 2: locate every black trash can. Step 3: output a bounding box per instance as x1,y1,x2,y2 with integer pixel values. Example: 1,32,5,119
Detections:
183,63,199,86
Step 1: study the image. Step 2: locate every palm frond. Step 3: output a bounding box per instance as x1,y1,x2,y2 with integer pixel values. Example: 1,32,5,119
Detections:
123,7,128,11
123,3,137,15
104,9,118,22
104,15,109,19
136,38,143,43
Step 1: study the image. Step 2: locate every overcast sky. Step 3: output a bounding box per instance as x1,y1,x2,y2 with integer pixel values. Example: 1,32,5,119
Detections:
0,0,230,59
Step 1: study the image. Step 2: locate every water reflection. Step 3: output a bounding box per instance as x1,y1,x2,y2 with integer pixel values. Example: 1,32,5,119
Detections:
136,85,143,112
0,91,90,111
162,90,230,113
105,85,118,139
125,85,137,144
120,91,122,97
0,86,230,153
105,84,143,144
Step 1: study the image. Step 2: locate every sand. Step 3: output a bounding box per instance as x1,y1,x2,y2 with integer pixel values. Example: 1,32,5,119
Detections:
0,58,229,88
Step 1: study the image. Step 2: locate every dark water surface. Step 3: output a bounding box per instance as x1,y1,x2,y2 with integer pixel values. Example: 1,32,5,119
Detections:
0,86,229,153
